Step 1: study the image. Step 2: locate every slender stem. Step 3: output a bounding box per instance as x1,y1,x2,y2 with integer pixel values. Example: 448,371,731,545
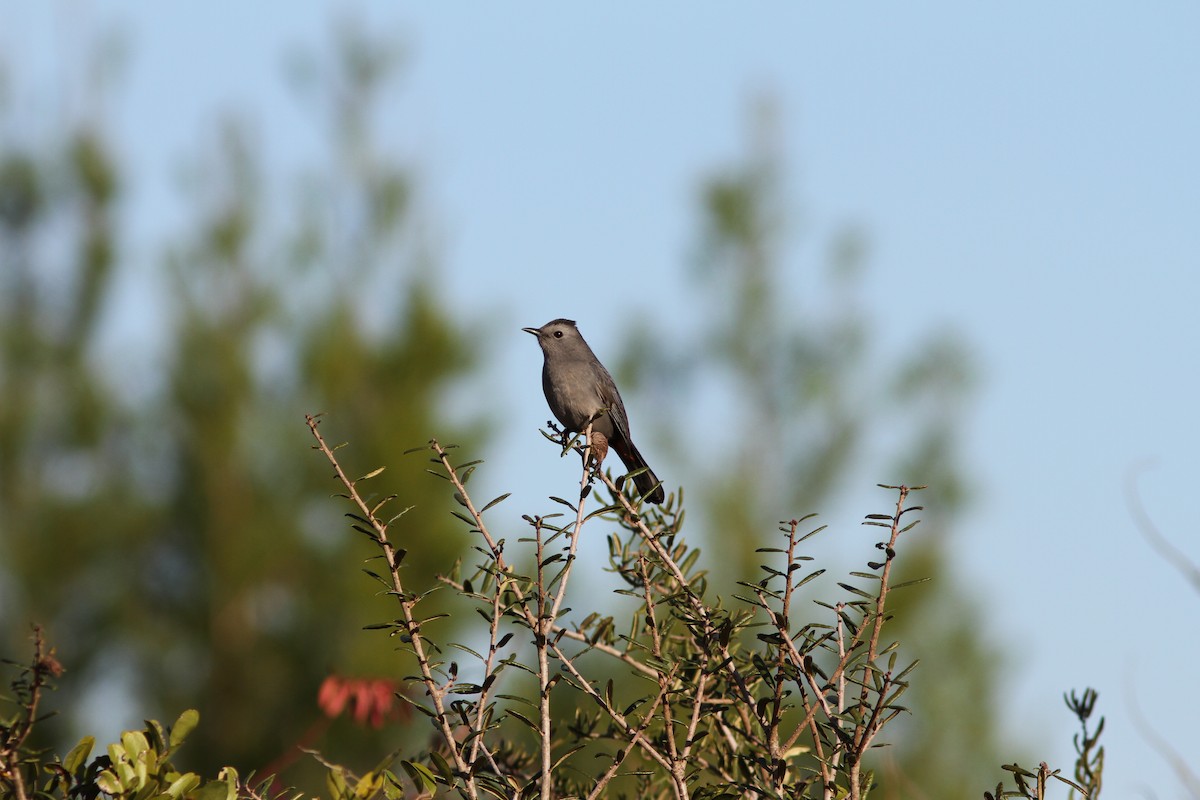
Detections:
306,416,476,797
534,522,553,800
548,421,592,624
0,627,56,800
546,628,660,678
550,642,676,774
468,560,507,772
540,423,593,798
868,486,909,660
599,468,770,792
583,689,670,800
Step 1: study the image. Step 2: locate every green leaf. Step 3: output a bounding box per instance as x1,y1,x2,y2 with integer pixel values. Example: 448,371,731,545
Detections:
117,758,138,789
354,770,384,798
122,730,150,759
506,709,540,731
548,496,578,512
145,718,168,751
192,780,236,800
428,750,455,782
96,770,122,795
64,736,95,774
400,761,438,793
496,693,537,709
447,642,484,660
482,492,511,512
393,693,436,718
794,569,826,589
550,742,587,771
849,571,881,581
382,771,406,800
583,504,621,522
169,709,200,748
890,577,931,591
326,766,350,800
164,772,202,799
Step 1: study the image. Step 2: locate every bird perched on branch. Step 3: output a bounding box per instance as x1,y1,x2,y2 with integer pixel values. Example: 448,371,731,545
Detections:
523,319,665,505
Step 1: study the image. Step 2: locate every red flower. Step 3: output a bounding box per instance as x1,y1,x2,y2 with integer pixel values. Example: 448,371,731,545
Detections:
317,675,401,729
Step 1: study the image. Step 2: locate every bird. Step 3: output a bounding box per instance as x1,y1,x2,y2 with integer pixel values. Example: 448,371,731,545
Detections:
523,319,665,504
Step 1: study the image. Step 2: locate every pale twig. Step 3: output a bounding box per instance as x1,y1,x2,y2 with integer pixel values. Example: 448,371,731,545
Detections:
599,469,784,790
548,628,660,679
536,423,595,799
548,421,592,624
533,520,554,800
867,485,913,660
549,642,677,776
632,558,694,800
847,486,915,800
637,555,682,773
428,440,506,570
746,488,915,800
583,687,671,800
678,651,712,765
306,416,476,796
431,425,596,798
0,627,61,800
645,551,713,772
1126,679,1200,797
598,470,758,713
1125,463,1200,594
468,552,509,774
440,570,657,682
428,438,548,795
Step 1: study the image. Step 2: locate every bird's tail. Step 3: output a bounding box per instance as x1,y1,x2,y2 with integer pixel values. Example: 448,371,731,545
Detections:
614,441,665,505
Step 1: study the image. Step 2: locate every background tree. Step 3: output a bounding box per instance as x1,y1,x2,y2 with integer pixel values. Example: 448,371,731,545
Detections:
1,15,1021,799
618,99,1012,797
0,24,487,787
0,40,154,746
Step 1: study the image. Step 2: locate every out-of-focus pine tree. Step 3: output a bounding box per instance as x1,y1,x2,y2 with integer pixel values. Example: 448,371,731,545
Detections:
616,98,1017,798
0,23,487,790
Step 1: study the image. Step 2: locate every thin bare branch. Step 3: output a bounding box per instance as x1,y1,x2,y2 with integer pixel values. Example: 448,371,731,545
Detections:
1125,463,1200,594
305,416,477,796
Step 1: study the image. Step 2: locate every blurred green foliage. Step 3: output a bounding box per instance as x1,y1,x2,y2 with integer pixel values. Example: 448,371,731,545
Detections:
1,15,1021,800
616,98,1013,796
0,23,486,788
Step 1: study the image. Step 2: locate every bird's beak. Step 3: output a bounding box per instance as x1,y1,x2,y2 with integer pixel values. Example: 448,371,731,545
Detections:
521,327,539,336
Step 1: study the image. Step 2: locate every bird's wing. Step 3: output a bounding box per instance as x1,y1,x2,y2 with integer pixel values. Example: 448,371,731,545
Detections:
596,365,634,444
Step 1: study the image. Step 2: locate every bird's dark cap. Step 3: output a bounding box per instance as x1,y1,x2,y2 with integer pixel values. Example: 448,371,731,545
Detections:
522,318,577,335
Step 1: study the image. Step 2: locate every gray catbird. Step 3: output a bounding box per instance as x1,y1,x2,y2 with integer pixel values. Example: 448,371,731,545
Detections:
523,319,665,504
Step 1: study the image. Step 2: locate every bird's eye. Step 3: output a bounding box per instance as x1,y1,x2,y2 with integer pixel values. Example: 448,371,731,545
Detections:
554,331,563,338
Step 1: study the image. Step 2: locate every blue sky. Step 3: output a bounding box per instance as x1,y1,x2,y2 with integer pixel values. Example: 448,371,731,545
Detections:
4,3,1199,795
